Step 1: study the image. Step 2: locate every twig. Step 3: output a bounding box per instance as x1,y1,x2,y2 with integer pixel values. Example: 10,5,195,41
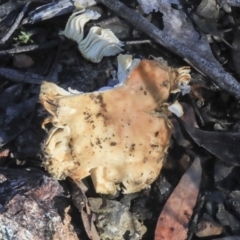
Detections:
124,39,151,45
0,40,59,55
0,3,30,44
96,0,240,100
0,68,43,84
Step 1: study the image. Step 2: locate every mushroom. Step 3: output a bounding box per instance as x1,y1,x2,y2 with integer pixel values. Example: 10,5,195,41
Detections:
60,9,123,63
79,26,124,63
60,9,100,42
40,56,191,195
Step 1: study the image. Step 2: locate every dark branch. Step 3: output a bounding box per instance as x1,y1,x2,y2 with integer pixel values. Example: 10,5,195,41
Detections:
96,0,240,100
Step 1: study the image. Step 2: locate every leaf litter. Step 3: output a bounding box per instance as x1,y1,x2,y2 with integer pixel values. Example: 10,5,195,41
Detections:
1,0,240,239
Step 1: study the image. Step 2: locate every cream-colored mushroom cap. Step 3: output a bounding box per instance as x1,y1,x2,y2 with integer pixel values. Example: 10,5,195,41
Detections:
40,58,191,195
79,27,124,62
60,9,100,42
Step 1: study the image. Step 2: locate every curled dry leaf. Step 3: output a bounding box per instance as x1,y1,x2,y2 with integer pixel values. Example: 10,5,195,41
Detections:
60,9,123,62
40,56,191,195
155,157,202,240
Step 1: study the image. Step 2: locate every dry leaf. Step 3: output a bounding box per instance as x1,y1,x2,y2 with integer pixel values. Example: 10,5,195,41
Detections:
155,157,202,240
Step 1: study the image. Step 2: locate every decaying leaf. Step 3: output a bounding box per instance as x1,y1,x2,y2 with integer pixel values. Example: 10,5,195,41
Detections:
172,102,240,166
40,56,191,195
88,198,147,240
155,157,202,240
60,9,123,63
180,121,240,166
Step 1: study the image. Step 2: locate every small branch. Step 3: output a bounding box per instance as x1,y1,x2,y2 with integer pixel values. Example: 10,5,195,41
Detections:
0,3,30,43
96,0,240,100
0,40,59,55
0,68,43,84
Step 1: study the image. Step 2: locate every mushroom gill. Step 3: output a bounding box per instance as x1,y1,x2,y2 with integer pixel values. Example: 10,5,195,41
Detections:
60,9,123,63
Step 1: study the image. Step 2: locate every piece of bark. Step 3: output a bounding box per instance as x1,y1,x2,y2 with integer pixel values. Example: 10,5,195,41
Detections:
0,167,79,240
96,0,240,100
137,0,160,14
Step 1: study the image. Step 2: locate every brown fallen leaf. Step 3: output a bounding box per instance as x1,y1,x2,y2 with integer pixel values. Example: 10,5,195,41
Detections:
71,180,100,240
155,157,202,240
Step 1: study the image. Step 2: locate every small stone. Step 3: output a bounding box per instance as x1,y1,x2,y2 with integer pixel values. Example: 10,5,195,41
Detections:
195,214,223,237
13,54,34,68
